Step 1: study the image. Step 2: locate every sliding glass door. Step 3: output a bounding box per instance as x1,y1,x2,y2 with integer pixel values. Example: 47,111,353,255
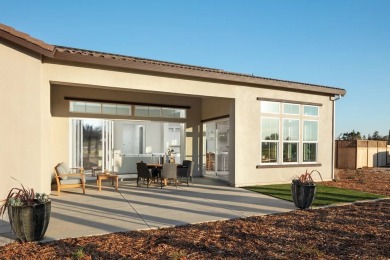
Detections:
71,119,114,172
203,119,229,181
71,119,185,174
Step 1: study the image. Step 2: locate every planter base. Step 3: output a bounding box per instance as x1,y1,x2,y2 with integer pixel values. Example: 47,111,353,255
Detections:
8,201,51,242
291,180,316,209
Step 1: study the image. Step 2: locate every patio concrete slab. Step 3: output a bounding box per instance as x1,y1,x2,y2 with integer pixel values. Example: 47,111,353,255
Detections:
0,178,296,246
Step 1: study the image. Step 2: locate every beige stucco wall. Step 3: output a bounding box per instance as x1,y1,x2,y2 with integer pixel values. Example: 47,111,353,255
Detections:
201,97,232,120
0,39,337,200
50,117,69,175
0,40,49,199
44,60,335,187
234,91,333,186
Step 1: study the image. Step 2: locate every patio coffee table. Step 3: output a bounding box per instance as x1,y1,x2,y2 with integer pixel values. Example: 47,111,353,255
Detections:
97,173,119,191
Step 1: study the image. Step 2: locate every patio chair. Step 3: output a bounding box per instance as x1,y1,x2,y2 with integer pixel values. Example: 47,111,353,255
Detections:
54,162,86,196
178,160,194,186
177,161,194,187
136,161,153,188
160,163,178,189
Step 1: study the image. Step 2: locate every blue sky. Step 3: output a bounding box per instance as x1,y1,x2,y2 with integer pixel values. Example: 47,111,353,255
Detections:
1,1,389,138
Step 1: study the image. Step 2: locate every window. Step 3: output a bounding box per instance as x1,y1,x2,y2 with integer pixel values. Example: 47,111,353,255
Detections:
261,101,280,114
283,119,299,163
116,105,131,116
70,101,131,116
283,103,300,115
261,118,279,163
303,120,318,162
102,104,117,115
70,102,86,113
134,106,186,118
260,100,320,165
134,106,149,117
303,105,319,116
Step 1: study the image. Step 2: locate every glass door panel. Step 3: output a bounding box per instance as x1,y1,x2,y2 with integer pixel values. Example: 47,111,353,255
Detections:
203,119,229,181
72,119,114,173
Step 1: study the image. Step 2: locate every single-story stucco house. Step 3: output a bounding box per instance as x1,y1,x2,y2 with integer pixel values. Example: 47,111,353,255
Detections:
0,23,346,199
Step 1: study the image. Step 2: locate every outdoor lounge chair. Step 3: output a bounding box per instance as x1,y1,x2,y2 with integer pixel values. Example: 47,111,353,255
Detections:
160,163,178,189
54,162,86,196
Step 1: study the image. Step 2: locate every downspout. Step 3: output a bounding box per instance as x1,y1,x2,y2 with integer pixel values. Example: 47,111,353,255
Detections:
331,95,342,180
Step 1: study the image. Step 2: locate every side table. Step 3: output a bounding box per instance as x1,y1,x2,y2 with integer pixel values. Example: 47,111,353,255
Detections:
97,173,119,191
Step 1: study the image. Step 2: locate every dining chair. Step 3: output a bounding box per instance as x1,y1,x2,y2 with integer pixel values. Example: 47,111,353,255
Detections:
178,160,194,186
136,161,153,188
160,163,177,189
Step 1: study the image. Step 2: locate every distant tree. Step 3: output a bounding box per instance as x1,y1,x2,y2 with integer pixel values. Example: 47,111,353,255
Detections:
339,130,362,140
367,134,372,140
371,131,382,140
362,135,366,140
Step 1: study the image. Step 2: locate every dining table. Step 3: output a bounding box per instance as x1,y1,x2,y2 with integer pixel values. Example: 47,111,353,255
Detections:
146,163,187,185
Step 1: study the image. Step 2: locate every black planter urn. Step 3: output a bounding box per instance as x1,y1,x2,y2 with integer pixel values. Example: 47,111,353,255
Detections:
291,180,316,209
7,201,51,242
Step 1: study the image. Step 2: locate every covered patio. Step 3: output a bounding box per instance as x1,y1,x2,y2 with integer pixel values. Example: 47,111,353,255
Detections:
0,178,295,246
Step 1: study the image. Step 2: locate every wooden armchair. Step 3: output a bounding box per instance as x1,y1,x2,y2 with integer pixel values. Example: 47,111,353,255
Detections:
54,162,86,196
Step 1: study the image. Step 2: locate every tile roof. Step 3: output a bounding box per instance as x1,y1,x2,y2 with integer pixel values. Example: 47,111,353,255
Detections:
55,46,345,95
0,23,54,53
0,23,345,95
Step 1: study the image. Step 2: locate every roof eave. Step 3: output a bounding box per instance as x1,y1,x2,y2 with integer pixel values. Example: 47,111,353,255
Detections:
52,50,346,96
0,26,54,57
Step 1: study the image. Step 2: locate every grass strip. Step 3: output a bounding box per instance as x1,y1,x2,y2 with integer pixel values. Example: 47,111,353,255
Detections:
245,184,385,207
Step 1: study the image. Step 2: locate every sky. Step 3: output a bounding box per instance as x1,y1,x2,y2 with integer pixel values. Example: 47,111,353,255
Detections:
1,1,389,138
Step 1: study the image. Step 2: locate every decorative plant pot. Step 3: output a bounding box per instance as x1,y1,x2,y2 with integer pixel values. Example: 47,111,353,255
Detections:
7,201,51,242
291,180,316,209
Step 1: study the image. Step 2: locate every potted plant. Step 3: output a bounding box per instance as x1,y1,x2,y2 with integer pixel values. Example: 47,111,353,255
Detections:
0,180,51,242
167,148,175,163
291,170,323,209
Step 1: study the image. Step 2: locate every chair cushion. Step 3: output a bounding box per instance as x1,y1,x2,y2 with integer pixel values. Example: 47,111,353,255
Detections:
56,163,70,180
60,178,82,185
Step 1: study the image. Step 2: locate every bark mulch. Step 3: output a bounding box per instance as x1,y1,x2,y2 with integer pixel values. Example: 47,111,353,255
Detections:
1,168,389,259
322,168,390,196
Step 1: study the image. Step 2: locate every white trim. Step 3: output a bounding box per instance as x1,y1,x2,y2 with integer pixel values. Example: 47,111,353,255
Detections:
260,117,280,164
260,101,280,114
303,105,319,117
282,103,300,115
302,120,319,163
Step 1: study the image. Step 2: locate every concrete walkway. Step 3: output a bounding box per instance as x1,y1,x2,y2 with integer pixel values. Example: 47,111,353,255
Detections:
0,178,296,246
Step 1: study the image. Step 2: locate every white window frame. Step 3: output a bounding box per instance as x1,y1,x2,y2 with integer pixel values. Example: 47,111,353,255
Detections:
260,117,280,164
303,105,319,117
282,118,299,164
283,103,300,115
260,100,321,165
302,120,319,163
261,101,280,114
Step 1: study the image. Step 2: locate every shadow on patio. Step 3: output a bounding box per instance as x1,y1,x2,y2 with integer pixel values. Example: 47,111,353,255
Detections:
0,177,295,246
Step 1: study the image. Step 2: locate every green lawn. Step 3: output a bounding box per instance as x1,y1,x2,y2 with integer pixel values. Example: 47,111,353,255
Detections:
245,184,385,207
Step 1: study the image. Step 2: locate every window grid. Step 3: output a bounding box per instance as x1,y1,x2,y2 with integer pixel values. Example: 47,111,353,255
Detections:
70,101,131,116
260,101,319,165
261,118,279,164
283,119,299,163
70,101,187,119
303,120,319,163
